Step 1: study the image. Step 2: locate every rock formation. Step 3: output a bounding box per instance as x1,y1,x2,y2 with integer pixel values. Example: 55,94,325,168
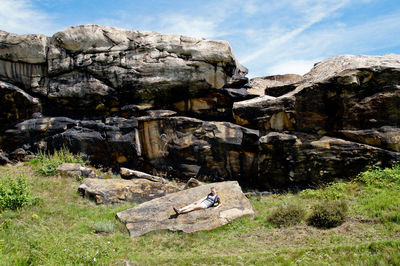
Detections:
1,25,399,189
116,181,254,237
78,177,180,204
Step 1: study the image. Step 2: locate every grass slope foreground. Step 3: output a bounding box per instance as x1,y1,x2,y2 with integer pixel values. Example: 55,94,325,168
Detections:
0,151,399,264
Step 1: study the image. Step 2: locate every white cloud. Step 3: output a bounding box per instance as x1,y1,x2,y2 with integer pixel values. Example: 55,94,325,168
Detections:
240,0,348,64
264,59,320,76
0,0,56,35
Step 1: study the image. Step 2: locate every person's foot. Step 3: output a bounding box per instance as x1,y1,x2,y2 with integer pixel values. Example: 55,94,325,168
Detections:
173,207,180,215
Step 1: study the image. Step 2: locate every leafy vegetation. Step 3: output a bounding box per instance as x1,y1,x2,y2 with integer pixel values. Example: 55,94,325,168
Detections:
267,203,306,227
0,161,399,264
0,175,39,211
29,148,85,176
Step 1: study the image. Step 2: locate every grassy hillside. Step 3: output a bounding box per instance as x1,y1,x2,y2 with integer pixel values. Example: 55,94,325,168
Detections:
0,155,399,265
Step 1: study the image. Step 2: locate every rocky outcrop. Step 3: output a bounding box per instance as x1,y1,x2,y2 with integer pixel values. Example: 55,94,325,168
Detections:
116,181,254,237
1,25,399,189
257,132,399,189
78,177,180,204
233,54,400,135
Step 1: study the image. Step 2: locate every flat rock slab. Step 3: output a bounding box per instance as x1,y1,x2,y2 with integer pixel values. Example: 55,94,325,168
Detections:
78,178,180,204
116,181,254,237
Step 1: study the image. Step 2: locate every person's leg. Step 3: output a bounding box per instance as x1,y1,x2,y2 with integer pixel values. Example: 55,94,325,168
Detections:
179,205,204,214
179,203,197,213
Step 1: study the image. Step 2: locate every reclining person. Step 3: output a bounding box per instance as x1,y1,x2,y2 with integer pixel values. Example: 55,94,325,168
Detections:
173,187,221,215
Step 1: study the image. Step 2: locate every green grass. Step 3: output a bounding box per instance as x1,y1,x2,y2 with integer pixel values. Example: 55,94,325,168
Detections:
29,148,86,176
0,162,399,265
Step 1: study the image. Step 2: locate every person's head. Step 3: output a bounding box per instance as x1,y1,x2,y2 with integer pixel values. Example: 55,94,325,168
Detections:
210,187,217,195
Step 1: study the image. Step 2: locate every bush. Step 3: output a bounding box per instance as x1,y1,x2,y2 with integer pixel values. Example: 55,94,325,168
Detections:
267,204,306,227
30,148,85,176
93,220,115,234
307,200,348,229
356,164,400,188
0,177,37,211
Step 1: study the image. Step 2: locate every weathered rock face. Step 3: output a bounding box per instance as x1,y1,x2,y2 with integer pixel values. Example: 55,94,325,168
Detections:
137,116,260,183
3,116,140,168
116,181,254,237
0,81,41,132
258,132,399,189
231,54,400,188
1,25,247,119
234,54,400,135
1,25,399,189
78,178,180,204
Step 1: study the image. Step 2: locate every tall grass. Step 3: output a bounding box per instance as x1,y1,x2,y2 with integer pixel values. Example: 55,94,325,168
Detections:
29,148,85,176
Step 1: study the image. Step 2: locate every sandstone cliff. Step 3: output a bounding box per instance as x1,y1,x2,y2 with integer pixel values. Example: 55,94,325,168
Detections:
1,25,399,189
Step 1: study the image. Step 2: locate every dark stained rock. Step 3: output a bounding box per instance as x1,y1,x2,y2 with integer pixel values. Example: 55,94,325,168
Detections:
233,95,296,131
78,178,181,204
50,117,139,168
116,181,254,237
339,126,400,152
138,116,260,183
0,81,42,131
2,117,77,151
257,132,400,189
0,152,11,165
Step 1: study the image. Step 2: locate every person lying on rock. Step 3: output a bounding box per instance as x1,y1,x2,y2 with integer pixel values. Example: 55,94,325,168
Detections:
173,187,221,215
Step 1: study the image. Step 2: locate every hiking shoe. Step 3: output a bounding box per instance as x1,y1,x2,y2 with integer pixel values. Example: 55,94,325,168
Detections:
173,207,180,215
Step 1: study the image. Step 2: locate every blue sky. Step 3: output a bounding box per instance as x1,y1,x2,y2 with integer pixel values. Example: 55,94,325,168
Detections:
1,0,400,77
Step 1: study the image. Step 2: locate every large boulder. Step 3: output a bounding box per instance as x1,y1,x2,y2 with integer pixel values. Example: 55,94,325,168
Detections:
43,25,248,118
78,178,180,204
116,181,254,237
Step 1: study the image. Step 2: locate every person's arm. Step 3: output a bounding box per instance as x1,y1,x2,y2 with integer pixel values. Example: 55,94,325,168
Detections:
194,196,207,205
214,197,222,208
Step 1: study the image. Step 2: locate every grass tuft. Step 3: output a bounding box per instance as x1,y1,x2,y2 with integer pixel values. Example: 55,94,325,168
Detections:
267,203,306,227
307,200,348,229
93,220,116,234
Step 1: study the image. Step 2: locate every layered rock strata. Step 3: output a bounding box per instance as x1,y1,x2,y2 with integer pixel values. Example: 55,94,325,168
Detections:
1,25,399,189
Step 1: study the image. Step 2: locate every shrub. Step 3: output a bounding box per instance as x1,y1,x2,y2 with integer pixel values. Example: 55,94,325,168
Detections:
93,220,115,234
307,200,348,229
267,204,306,227
30,148,85,176
0,177,37,211
356,164,400,188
